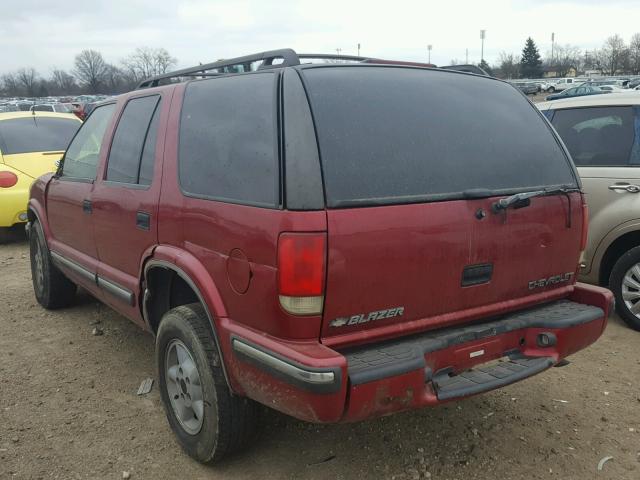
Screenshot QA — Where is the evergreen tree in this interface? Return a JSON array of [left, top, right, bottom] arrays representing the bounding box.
[[520, 37, 542, 78], [479, 59, 493, 76]]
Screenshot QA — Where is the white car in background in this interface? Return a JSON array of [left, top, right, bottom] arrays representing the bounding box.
[[599, 85, 630, 93], [547, 78, 577, 93]]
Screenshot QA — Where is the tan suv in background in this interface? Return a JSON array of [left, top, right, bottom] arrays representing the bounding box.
[[538, 93, 640, 330]]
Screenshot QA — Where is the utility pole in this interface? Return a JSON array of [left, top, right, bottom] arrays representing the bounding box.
[[427, 45, 432, 64], [357, 43, 361, 56], [480, 30, 486, 64]]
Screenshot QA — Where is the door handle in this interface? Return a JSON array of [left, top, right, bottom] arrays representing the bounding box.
[[82, 199, 92, 214], [136, 211, 151, 231], [609, 184, 640, 193]]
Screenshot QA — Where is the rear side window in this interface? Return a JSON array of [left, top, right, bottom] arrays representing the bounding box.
[[107, 95, 161, 185], [302, 67, 576, 207], [62, 104, 115, 179], [551, 106, 639, 166], [0, 117, 80, 155], [179, 73, 278, 207]]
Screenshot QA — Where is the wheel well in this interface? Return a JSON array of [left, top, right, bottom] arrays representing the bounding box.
[[144, 266, 200, 334], [598, 231, 640, 286]]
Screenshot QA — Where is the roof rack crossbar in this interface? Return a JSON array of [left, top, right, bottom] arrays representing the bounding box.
[[136, 48, 301, 89]]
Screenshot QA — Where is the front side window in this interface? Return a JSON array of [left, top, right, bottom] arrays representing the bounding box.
[[552, 106, 638, 166], [178, 73, 278, 207], [106, 95, 160, 185], [62, 104, 115, 179]]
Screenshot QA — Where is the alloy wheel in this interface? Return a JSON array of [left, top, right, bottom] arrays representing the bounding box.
[[165, 339, 205, 435]]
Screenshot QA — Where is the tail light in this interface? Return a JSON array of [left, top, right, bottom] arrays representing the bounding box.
[[580, 202, 589, 252], [0, 171, 18, 188], [278, 233, 326, 315]]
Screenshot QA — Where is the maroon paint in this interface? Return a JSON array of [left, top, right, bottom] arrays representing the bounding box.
[[29, 79, 613, 425]]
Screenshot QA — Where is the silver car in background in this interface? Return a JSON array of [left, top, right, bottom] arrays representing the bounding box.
[[538, 93, 640, 330]]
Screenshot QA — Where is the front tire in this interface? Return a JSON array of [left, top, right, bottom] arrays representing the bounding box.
[[609, 246, 640, 331], [548, 86, 556, 93], [29, 220, 77, 309], [156, 303, 259, 463]]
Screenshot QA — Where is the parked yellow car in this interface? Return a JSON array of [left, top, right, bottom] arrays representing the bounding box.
[[0, 111, 81, 241]]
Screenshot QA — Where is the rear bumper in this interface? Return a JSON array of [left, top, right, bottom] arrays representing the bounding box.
[[220, 283, 613, 423]]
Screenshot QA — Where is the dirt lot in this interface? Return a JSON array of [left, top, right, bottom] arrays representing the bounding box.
[[1, 238, 639, 480]]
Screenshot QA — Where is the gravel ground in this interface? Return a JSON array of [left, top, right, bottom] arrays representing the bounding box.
[[1, 237, 639, 480]]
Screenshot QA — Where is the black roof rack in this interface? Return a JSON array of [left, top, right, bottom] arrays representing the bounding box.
[[136, 48, 441, 89], [136, 48, 301, 89], [440, 64, 489, 76]]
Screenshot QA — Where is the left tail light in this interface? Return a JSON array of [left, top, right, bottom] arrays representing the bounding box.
[[0, 171, 18, 188], [277, 233, 326, 315]]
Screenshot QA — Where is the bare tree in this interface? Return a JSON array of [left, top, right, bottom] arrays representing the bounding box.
[[50, 69, 78, 95], [74, 49, 108, 93], [629, 33, 640, 75], [596, 35, 628, 75], [545, 44, 581, 77], [122, 47, 177, 84], [16, 67, 39, 96], [1, 73, 20, 96], [498, 52, 520, 79]]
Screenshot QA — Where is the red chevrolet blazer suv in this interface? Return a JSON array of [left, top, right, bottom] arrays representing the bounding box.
[[26, 49, 613, 463]]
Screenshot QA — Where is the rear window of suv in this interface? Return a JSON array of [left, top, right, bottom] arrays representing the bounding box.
[[302, 66, 577, 207]]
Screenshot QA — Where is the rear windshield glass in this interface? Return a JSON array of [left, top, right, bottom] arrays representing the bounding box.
[[0, 117, 80, 155], [302, 66, 577, 207]]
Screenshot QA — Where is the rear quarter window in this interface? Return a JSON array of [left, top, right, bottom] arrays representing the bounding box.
[[178, 72, 279, 207], [302, 66, 577, 207]]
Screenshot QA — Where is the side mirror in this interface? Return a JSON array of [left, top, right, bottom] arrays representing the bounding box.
[[53, 157, 64, 178]]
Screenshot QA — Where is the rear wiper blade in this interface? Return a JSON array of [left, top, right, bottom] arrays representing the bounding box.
[[492, 187, 579, 213]]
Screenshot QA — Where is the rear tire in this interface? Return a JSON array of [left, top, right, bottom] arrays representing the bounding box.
[[156, 303, 259, 463], [29, 220, 77, 309], [609, 246, 640, 331], [548, 86, 556, 93]]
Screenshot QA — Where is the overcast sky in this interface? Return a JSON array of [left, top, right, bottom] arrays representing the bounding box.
[[2, 0, 640, 74]]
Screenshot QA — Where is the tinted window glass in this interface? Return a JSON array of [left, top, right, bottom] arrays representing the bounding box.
[[139, 104, 161, 186], [107, 96, 160, 184], [303, 67, 576, 207], [0, 117, 80, 155], [63, 104, 115, 179], [179, 73, 278, 207], [551, 107, 637, 166]]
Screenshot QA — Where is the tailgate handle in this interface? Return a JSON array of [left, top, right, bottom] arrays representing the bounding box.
[[461, 263, 493, 287]]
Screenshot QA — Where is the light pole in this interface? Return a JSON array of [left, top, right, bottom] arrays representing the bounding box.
[[336, 48, 342, 55], [427, 44, 432, 64], [480, 30, 486, 64], [357, 43, 361, 56], [466, 48, 469, 64], [551, 32, 555, 62]]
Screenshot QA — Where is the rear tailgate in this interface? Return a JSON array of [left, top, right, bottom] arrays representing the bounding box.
[[299, 65, 583, 346], [323, 193, 582, 343]]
